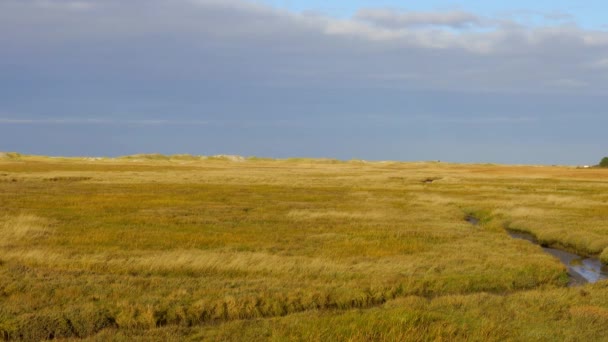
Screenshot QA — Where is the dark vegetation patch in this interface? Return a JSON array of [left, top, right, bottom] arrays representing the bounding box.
[[44, 176, 93, 182], [1, 307, 117, 341], [464, 215, 480, 226]]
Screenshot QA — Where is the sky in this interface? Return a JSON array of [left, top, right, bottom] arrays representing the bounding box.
[[1, 0, 607, 164], [256, 0, 607, 28]]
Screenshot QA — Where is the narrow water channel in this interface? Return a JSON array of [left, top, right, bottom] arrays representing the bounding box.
[[506, 230, 608, 286], [465, 216, 608, 286]]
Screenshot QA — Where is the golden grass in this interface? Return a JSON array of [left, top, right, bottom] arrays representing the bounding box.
[[0, 155, 608, 340], [0, 214, 53, 247]]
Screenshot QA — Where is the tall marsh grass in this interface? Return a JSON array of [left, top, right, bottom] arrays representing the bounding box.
[[0, 214, 52, 247], [0, 156, 607, 340]]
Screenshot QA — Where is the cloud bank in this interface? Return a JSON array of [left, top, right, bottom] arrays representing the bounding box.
[[1, 0, 607, 93], [0, 0, 606, 164], [355, 9, 483, 29]]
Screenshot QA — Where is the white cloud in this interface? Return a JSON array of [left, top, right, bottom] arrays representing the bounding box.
[[355, 9, 483, 29], [546, 79, 588, 88], [0, 0, 607, 93], [21, 0, 96, 11], [589, 58, 608, 69], [432, 116, 539, 124], [0, 118, 209, 125]]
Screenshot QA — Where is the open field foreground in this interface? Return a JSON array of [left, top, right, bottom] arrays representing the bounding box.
[[1, 154, 608, 340]]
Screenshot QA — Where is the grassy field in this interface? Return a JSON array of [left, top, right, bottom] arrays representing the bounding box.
[[1, 153, 608, 340]]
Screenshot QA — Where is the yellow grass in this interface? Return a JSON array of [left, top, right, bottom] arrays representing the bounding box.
[[0, 154, 608, 340], [0, 214, 52, 247]]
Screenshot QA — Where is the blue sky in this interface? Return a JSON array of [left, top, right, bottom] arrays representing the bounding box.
[[257, 0, 607, 28], [0, 0, 607, 165]]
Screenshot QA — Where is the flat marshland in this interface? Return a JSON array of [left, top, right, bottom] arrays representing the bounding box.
[[1, 154, 608, 340]]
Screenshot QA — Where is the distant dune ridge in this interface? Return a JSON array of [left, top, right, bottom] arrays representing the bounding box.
[[0, 152, 21, 159], [0, 152, 247, 162], [5, 152, 606, 168], [0, 152, 350, 164], [118, 154, 245, 162]]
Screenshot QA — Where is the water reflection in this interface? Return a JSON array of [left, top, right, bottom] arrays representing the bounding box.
[[508, 230, 608, 285]]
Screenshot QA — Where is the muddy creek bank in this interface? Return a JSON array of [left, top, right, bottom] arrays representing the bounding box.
[[506, 230, 608, 286], [465, 215, 608, 286]]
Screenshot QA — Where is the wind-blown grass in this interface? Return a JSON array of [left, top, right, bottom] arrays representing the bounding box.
[[0, 155, 607, 340]]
